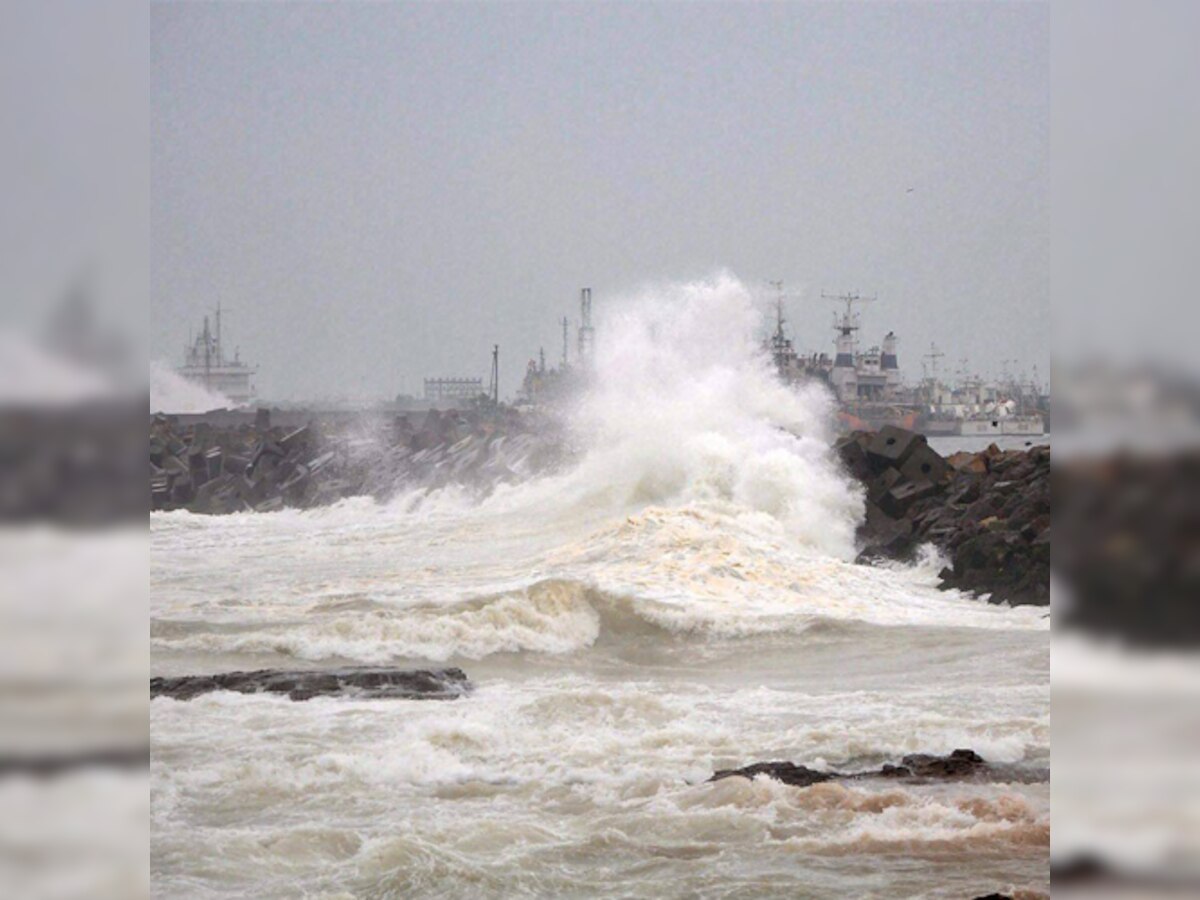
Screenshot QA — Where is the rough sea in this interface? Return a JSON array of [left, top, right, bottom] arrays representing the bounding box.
[[150, 276, 1049, 898]]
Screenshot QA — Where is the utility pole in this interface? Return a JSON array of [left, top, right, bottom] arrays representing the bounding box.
[[561, 316, 569, 368]]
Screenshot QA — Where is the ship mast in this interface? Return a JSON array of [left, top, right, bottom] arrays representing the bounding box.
[[822, 292, 875, 404], [202, 315, 212, 390], [767, 281, 794, 378], [922, 342, 945, 408]]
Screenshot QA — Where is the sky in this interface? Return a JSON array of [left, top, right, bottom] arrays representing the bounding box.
[[151, 1, 1048, 402]]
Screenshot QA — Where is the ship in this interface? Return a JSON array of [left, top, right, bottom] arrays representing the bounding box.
[[767, 290, 920, 431], [919, 369, 1047, 437], [766, 288, 1046, 436], [177, 304, 257, 406]]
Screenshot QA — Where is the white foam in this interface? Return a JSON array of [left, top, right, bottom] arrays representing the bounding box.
[[149, 359, 231, 413]]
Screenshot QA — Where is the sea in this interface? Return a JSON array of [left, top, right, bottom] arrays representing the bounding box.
[[150, 275, 1050, 898]]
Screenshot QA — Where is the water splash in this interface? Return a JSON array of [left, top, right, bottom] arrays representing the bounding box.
[[557, 273, 862, 557], [150, 359, 231, 413]]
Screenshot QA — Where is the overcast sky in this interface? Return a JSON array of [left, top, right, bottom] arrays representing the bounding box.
[[151, 1, 1048, 401]]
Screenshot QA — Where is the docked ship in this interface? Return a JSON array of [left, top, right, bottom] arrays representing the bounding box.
[[768, 291, 920, 431], [767, 289, 1046, 436], [919, 370, 1047, 437], [177, 305, 257, 406]]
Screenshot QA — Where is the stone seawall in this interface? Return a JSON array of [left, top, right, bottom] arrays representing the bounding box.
[[149, 406, 566, 514], [838, 427, 1050, 606]]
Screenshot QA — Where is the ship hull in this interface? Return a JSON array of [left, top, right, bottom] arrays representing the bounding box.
[[837, 406, 920, 432], [957, 415, 1045, 437]]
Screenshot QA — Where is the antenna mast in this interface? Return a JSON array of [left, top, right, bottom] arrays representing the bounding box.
[[202, 315, 212, 390], [822, 291, 876, 333], [489, 344, 500, 405], [922, 342, 945, 406], [577, 288, 594, 364]]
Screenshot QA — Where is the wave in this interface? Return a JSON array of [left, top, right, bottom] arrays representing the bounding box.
[[151, 557, 1046, 666]]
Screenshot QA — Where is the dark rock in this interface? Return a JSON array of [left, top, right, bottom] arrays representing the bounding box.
[[835, 432, 873, 482], [150, 667, 471, 702], [898, 442, 952, 486], [710, 762, 834, 787], [841, 429, 1050, 607], [898, 748, 985, 778], [867, 425, 927, 469], [878, 479, 940, 517], [710, 749, 1032, 788], [947, 476, 982, 506], [856, 511, 914, 562], [151, 407, 568, 515], [867, 467, 903, 502]]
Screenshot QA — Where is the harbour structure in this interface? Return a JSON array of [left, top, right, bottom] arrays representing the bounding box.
[[519, 287, 596, 405], [765, 287, 918, 430], [423, 377, 484, 406], [178, 304, 257, 406], [919, 361, 1047, 436], [765, 285, 1045, 435], [577, 288, 595, 364]]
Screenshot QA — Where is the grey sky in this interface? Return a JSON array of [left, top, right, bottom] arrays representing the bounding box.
[[152, 1, 1048, 401]]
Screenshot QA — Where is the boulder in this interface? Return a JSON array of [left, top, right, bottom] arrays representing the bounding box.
[[867, 425, 927, 469], [842, 428, 1050, 607]]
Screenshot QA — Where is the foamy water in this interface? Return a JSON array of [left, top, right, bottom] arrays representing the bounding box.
[[150, 359, 232, 413], [151, 275, 1049, 897]]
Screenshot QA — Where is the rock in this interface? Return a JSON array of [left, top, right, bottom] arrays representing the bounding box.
[[842, 429, 1050, 607], [150, 667, 471, 701], [867, 467, 903, 502], [898, 442, 952, 486], [896, 748, 985, 778], [856, 507, 915, 561], [867, 425, 927, 469], [710, 762, 833, 787], [835, 432, 873, 482], [947, 450, 986, 473], [878, 479, 939, 517], [710, 749, 1029, 788], [150, 407, 568, 515]]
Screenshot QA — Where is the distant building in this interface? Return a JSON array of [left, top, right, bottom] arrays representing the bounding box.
[[423, 377, 483, 405]]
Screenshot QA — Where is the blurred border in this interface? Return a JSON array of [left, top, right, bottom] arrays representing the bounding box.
[[1052, 0, 1200, 893], [0, 1, 149, 897]]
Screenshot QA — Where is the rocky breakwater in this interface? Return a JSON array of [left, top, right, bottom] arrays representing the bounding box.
[[150, 406, 567, 514], [837, 427, 1050, 606]]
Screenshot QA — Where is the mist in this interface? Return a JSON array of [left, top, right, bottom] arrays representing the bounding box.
[[151, 1, 1048, 402]]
